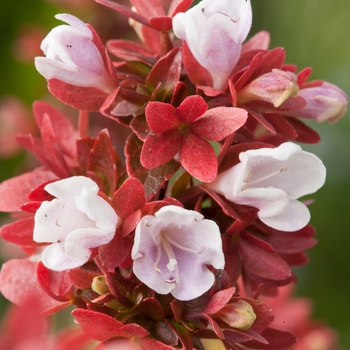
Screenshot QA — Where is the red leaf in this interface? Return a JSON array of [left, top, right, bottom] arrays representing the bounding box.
[[242, 327, 297, 349], [146, 47, 182, 99], [72, 309, 132, 341], [145, 101, 179, 133], [177, 95, 208, 123], [192, 107, 248, 141], [111, 178, 146, 219], [0, 259, 69, 314], [0, 217, 37, 247], [32, 100, 77, 158], [48, 79, 110, 111], [204, 287, 236, 314], [238, 232, 292, 282], [98, 229, 134, 270], [0, 168, 57, 212], [36, 262, 72, 301], [149, 16, 173, 31], [141, 130, 181, 169], [68, 268, 100, 289], [263, 113, 298, 140], [87, 129, 118, 195], [285, 116, 320, 143], [180, 133, 217, 182], [108, 39, 156, 63], [235, 48, 286, 91], [94, 0, 149, 27]]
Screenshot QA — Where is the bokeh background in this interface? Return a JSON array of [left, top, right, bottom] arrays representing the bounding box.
[[1, 0, 349, 348]]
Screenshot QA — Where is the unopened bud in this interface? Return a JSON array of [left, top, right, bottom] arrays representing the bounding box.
[[215, 299, 257, 330], [92, 275, 110, 295], [282, 82, 348, 123], [237, 69, 299, 107]]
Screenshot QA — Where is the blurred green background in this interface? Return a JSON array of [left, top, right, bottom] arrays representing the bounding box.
[[0, 0, 349, 348]]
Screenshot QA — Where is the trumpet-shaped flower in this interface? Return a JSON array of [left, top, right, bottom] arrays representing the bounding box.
[[173, 0, 252, 90], [34, 176, 119, 271], [208, 142, 326, 232], [35, 14, 117, 110], [131, 205, 225, 301]]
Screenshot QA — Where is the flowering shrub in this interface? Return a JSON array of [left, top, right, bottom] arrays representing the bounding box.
[[0, 0, 348, 349]]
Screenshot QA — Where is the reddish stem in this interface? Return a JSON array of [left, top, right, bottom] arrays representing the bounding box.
[[78, 110, 89, 137]]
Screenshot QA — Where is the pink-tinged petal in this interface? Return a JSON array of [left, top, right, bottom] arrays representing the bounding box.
[[145, 102, 179, 133], [34, 176, 118, 271], [191, 106, 248, 141], [35, 14, 117, 108], [132, 205, 224, 300], [42, 241, 89, 271], [259, 199, 310, 232], [282, 82, 348, 123], [176, 95, 208, 123], [208, 142, 326, 231], [238, 142, 326, 199], [179, 133, 217, 182], [173, 0, 252, 90], [141, 130, 181, 169]]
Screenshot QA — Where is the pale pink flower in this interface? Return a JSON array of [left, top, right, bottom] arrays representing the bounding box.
[[173, 0, 252, 90], [208, 142, 326, 232], [34, 176, 118, 271], [282, 82, 348, 123], [35, 14, 115, 93], [131, 205, 225, 301]]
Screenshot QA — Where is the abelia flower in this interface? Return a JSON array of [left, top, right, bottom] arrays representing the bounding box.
[[34, 176, 119, 271], [173, 0, 252, 90], [131, 205, 225, 301], [140, 95, 248, 182], [208, 142, 326, 232], [35, 14, 118, 110], [282, 82, 348, 123], [237, 69, 299, 108]]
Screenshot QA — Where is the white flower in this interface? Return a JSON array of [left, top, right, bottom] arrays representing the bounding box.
[[35, 14, 114, 93], [208, 142, 326, 231], [173, 0, 252, 90], [34, 176, 119, 271], [131, 205, 225, 301]]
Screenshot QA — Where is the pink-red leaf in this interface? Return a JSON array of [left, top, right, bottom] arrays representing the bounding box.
[[0, 217, 37, 247], [238, 233, 292, 282], [177, 95, 208, 123], [145, 102, 179, 134], [0, 168, 57, 212], [180, 133, 217, 182], [192, 107, 248, 141]]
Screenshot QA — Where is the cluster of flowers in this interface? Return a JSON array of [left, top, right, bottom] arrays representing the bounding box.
[[0, 0, 348, 348]]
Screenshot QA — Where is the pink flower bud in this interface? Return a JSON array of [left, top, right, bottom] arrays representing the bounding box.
[[282, 82, 348, 123], [173, 0, 252, 90], [237, 69, 299, 107], [35, 14, 118, 110], [215, 300, 257, 330]]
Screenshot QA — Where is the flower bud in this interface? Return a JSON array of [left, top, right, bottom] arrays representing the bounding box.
[[173, 0, 252, 90], [35, 14, 118, 110], [92, 275, 110, 295], [237, 69, 299, 107], [282, 82, 348, 123], [215, 300, 256, 330]]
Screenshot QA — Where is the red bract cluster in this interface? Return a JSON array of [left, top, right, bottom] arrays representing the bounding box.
[[0, 0, 347, 349]]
